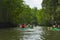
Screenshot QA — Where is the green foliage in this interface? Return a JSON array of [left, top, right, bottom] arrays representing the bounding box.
[[1, 0, 60, 26], [0, 0, 23, 25], [42, 0, 60, 25], [36, 9, 50, 25], [19, 6, 38, 24]]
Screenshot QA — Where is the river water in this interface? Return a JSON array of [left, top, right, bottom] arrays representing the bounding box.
[[0, 26, 60, 40]]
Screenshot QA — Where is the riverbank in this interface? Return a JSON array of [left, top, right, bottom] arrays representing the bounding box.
[[0, 22, 17, 28]]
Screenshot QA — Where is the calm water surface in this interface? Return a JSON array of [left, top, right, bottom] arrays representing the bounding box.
[[0, 26, 60, 40]]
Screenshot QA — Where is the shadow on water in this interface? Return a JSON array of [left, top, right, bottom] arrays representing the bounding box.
[[0, 28, 21, 40], [0, 26, 45, 40], [0, 26, 60, 40], [42, 27, 60, 40]]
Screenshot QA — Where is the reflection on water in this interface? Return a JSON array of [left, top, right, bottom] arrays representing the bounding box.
[[0, 26, 60, 40], [16, 27, 45, 40], [0, 28, 20, 40]]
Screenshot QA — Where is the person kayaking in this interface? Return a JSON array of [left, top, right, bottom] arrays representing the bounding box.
[[21, 24, 26, 28], [27, 24, 33, 28], [27, 24, 30, 28], [30, 24, 33, 28]]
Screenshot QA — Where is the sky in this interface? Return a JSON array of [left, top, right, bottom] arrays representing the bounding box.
[[24, 0, 43, 9]]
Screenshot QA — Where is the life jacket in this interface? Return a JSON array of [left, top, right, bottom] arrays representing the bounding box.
[[21, 24, 25, 28]]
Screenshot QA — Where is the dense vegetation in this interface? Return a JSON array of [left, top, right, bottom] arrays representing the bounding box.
[[0, 0, 24, 27], [42, 0, 60, 26], [0, 0, 38, 27], [0, 0, 60, 27]]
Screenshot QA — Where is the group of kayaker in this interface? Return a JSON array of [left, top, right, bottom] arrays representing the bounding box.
[[19, 24, 33, 28], [53, 24, 60, 28], [48, 23, 60, 30]]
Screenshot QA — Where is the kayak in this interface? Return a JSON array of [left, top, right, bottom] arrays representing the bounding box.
[[19, 28, 35, 32], [52, 27, 60, 31], [48, 27, 60, 31]]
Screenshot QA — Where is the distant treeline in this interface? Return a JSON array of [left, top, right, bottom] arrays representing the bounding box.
[[0, 0, 60, 27]]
